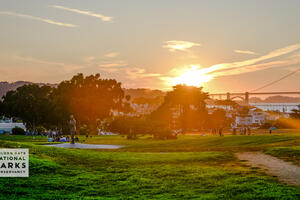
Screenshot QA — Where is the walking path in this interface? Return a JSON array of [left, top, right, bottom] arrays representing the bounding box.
[[236, 152, 300, 186], [45, 143, 124, 149]]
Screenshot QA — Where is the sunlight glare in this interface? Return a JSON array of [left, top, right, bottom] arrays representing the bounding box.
[[169, 65, 214, 87]]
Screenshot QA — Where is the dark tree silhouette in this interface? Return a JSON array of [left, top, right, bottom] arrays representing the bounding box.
[[290, 105, 300, 119], [56, 73, 125, 134], [151, 85, 209, 133], [1, 84, 54, 132]]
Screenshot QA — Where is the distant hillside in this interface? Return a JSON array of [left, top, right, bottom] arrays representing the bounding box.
[[0, 81, 166, 100], [124, 88, 166, 100], [2, 81, 299, 103], [0, 81, 56, 98], [250, 95, 300, 103]]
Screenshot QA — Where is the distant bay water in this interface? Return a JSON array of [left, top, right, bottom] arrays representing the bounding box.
[[250, 103, 300, 113]]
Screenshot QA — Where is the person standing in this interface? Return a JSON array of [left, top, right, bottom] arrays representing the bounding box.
[[69, 115, 77, 144], [232, 128, 236, 135], [247, 127, 251, 135]]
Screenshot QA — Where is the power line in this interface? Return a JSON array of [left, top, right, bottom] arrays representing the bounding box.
[[250, 67, 300, 92]]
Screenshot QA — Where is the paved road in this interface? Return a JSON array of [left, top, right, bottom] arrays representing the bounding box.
[[236, 152, 300, 186]]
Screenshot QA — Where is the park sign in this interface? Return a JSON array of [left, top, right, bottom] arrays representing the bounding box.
[[0, 149, 29, 177]]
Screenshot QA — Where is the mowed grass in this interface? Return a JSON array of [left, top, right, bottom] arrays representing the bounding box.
[[0, 140, 300, 199], [264, 146, 300, 166], [83, 130, 300, 152], [1, 130, 300, 199]]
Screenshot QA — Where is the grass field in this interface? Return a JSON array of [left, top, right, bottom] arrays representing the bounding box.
[[264, 146, 300, 166], [0, 130, 300, 199]]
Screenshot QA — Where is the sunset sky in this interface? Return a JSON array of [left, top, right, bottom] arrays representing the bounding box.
[[0, 0, 300, 93]]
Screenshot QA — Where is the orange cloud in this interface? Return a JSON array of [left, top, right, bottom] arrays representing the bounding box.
[[163, 40, 201, 52]]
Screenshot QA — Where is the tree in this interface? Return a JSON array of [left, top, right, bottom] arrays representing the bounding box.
[[103, 116, 175, 140], [123, 95, 132, 114], [151, 85, 209, 133], [11, 127, 26, 135], [215, 99, 238, 109], [211, 108, 227, 136], [290, 105, 300, 119], [56, 73, 125, 134], [0, 100, 4, 116], [1, 84, 54, 132]]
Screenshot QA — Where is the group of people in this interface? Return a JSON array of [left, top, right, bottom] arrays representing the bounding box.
[[46, 130, 79, 143], [211, 128, 224, 136], [210, 127, 251, 136], [232, 127, 251, 135]]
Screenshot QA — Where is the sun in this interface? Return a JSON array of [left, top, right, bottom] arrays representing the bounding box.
[[169, 65, 213, 87]]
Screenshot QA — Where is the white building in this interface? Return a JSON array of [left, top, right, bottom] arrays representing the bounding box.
[[234, 108, 267, 127], [249, 109, 266, 125], [0, 117, 13, 123], [235, 115, 253, 127], [0, 123, 26, 134]]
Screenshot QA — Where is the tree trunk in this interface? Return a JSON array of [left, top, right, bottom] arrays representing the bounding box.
[[88, 120, 97, 135]]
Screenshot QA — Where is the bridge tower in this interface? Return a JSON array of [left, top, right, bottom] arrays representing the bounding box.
[[226, 92, 230, 100], [245, 92, 249, 104]]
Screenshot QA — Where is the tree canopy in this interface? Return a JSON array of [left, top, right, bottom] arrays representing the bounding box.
[[151, 85, 209, 133], [55, 73, 125, 134], [290, 105, 300, 119], [1, 84, 54, 131], [0, 73, 127, 135]]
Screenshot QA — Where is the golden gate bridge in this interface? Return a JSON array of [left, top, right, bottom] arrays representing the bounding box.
[[210, 67, 300, 105], [209, 92, 300, 104]]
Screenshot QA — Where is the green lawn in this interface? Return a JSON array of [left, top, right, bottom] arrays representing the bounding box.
[[84, 130, 300, 152], [264, 146, 300, 166], [0, 130, 300, 199]]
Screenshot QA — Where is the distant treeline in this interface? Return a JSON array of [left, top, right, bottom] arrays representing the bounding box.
[[0, 81, 166, 101]]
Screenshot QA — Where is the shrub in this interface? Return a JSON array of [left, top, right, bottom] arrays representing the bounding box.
[[104, 117, 176, 140], [36, 126, 46, 135], [275, 117, 300, 129], [260, 121, 274, 129], [79, 125, 90, 135], [11, 127, 26, 135]]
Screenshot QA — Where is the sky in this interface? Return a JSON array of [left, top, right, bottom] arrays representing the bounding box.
[[0, 0, 300, 93]]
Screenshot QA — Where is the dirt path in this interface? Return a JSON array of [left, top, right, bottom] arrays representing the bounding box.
[[236, 152, 300, 186]]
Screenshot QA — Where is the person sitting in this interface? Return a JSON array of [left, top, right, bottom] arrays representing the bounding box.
[[60, 136, 66, 142], [48, 137, 53, 142], [75, 136, 79, 142], [66, 136, 70, 142]]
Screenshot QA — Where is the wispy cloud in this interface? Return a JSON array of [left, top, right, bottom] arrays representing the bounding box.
[[82, 56, 96, 63], [161, 44, 300, 88], [163, 40, 201, 52], [234, 49, 257, 55], [7, 53, 161, 88], [51, 5, 113, 22], [14, 55, 84, 73], [0, 11, 77, 27], [125, 68, 161, 79], [104, 52, 119, 58], [98, 61, 128, 68], [210, 44, 300, 76]]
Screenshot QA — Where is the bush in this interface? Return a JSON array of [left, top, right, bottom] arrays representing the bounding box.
[[36, 126, 46, 135], [79, 125, 90, 135], [11, 127, 26, 135], [275, 117, 300, 129], [260, 121, 274, 129], [104, 117, 176, 140]]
